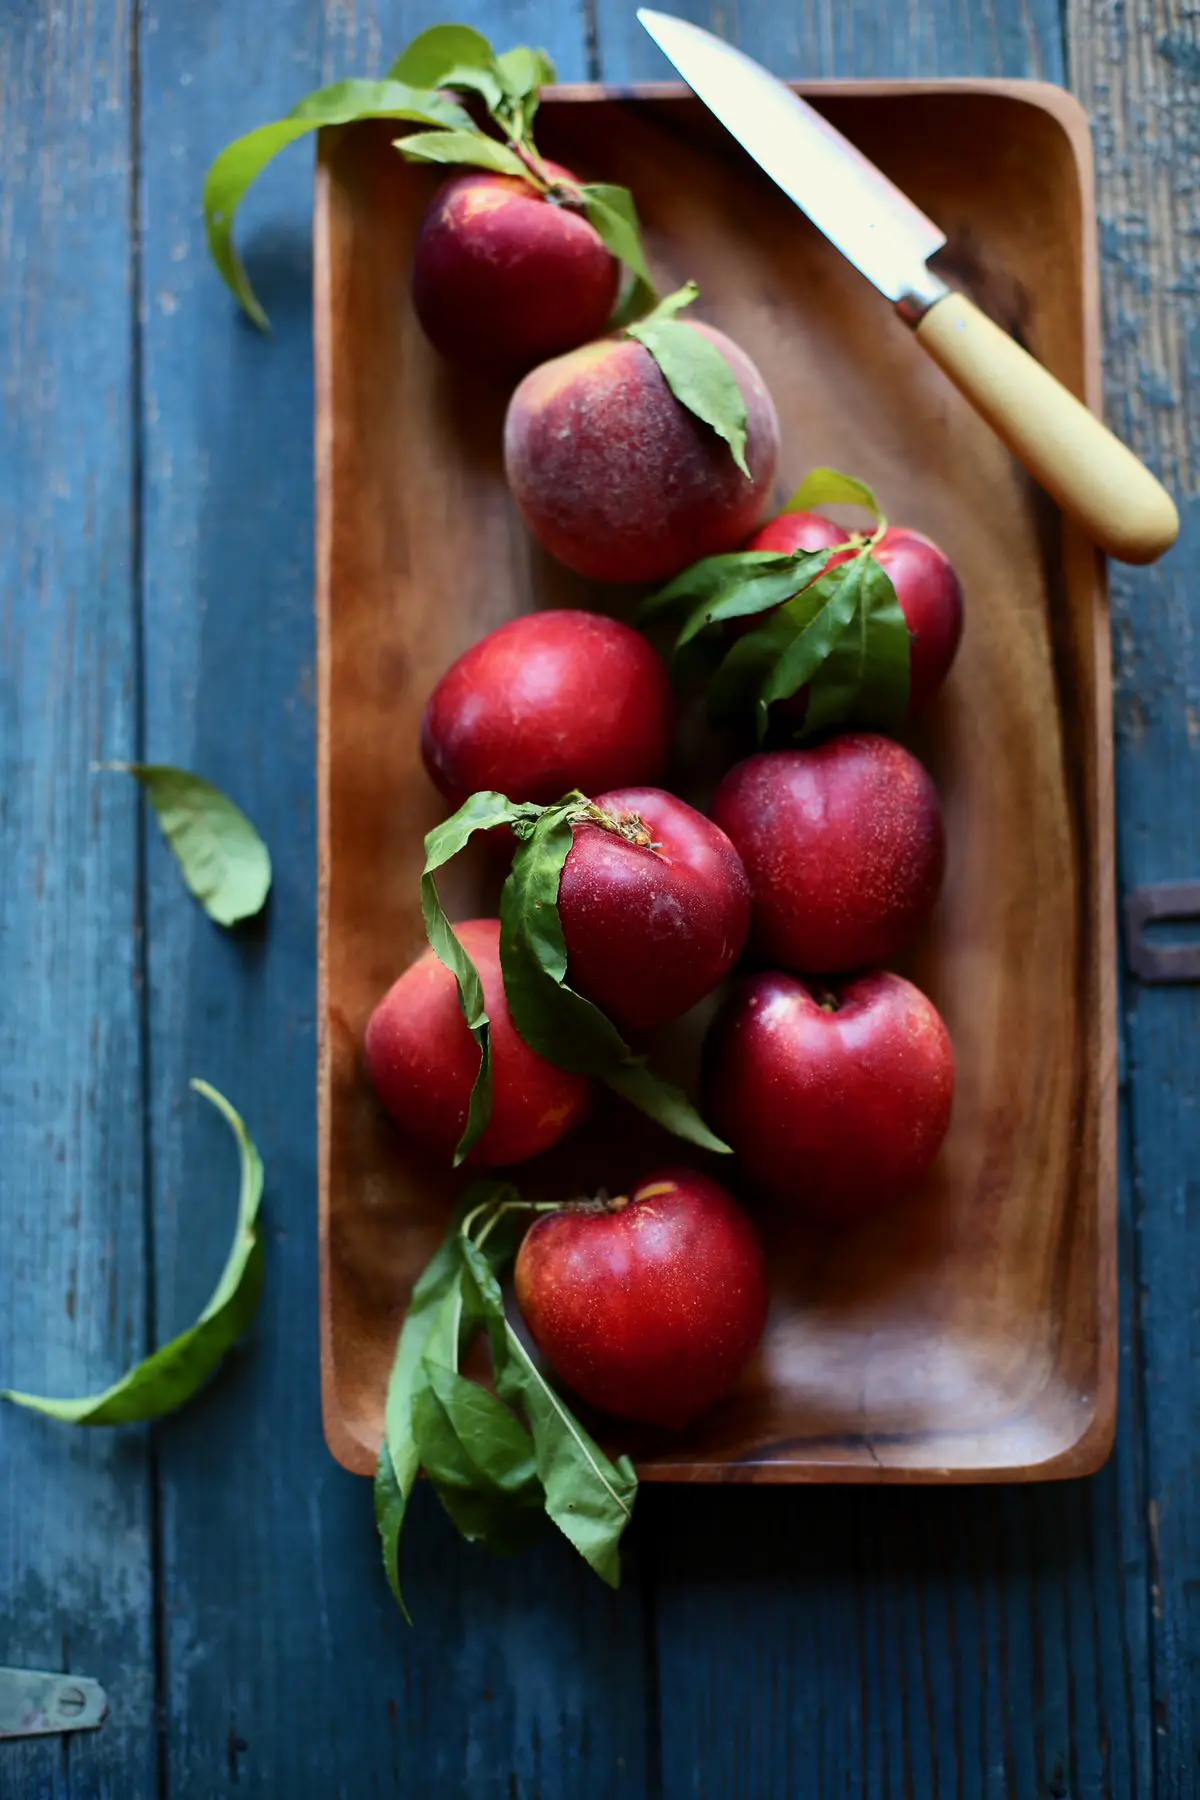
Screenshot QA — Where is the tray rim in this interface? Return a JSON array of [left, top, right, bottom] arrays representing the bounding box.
[[314, 74, 1117, 1484]]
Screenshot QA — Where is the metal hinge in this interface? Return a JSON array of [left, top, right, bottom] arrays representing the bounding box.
[[0, 1668, 108, 1740], [1124, 882, 1200, 984]]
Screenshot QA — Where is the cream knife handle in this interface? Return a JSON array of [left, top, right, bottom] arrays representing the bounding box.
[[914, 291, 1178, 566]]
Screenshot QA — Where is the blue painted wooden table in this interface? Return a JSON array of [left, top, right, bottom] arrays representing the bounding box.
[[1, 0, 1194, 1794]]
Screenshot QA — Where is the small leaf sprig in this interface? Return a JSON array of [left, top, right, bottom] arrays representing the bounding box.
[[377, 1180, 638, 1615], [205, 23, 657, 330], [3, 1082, 264, 1425], [626, 281, 751, 476], [421, 791, 731, 1165], [392, 27, 655, 319], [640, 467, 911, 740]]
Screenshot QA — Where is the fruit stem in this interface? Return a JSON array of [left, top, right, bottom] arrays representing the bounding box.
[[577, 801, 661, 851], [506, 137, 553, 192], [462, 1196, 563, 1252], [815, 988, 841, 1014]]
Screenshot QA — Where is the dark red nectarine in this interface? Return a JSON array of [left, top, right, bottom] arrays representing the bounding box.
[[705, 969, 955, 1221], [514, 1167, 769, 1428], [421, 610, 672, 810], [412, 163, 619, 373], [710, 735, 945, 974], [558, 787, 751, 1034]]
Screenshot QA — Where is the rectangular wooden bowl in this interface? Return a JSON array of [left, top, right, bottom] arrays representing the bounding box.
[[315, 79, 1116, 1483]]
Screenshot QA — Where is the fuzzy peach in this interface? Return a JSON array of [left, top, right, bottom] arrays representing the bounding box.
[[503, 325, 780, 583]]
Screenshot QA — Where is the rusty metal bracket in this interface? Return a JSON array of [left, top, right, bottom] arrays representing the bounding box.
[[1123, 882, 1200, 983]]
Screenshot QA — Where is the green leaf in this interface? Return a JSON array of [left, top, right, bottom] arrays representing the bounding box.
[[631, 278, 698, 327], [3, 1081, 264, 1426], [674, 550, 836, 653], [396, 130, 530, 179], [374, 1180, 512, 1616], [496, 45, 556, 99], [628, 292, 750, 477], [783, 466, 882, 523], [460, 1239, 638, 1588], [499, 810, 731, 1151], [802, 551, 910, 737], [413, 1359, 543, 1550], [421, 792, 546, 1164], [100, 762, 270, 928], [387, 24, 497, 86], [577, 183, 658, 321], [203, 80, 472, 329], [755, 557, 865, 726], [638, 549, 795, 624], [704, 612, 800, 729], [430, 64, 507, 111], [603, 1061, 733, 1153]]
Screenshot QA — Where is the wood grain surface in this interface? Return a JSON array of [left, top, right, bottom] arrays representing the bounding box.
[[316, 87, 1116, 1486], [0, 0, 1191, 1793], [0, 8, 156, 1799]]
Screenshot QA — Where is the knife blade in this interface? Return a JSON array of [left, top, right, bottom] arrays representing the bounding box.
[[637, 9, 1179, 566]]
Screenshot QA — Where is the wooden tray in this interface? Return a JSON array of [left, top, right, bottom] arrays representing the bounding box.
[[315, 79, 1116, 1483]]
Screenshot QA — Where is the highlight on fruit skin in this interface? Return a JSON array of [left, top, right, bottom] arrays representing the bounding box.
[[363, 918, 591, 1169], [704, 967, 955, 1222], [420, 610, 673, 811], [514, 1166, 769, 1428], [503, 324, 780, 584]]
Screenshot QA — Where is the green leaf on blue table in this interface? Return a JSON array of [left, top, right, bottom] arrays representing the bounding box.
[[460, 1238, 638, 1587], [203, 79, 472, 329], [412, 1357, 543, 1551], [99, 762, 271, 928], [499, 806, 730, 1152], [496, 45, 556, 100], [374, 1181, 515, 1614], [395, 129, 529, 179], [628, 283, 749, 476], [388, 24, 498, 86], [420, 792, 546, 1164], [2, 1081, 264, 1426], [782, 466, 882, 523]]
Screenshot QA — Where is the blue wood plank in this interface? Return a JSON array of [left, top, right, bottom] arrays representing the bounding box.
[[595, 0, 1066, 82], [0, 5, 156, 1799], [136, 3, 649, 1794], [1066, 0, 1200, 1791], [593, 4, 1157, 1796]]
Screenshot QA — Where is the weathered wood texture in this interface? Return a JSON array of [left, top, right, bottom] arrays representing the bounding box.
[[137, 4, 648, 1797], [1066, 0, 1200, 1792], [0, 7, 156, 1800]]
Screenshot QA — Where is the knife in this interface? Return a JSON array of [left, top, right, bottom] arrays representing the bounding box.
[[637, 9, 1178, 566]]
